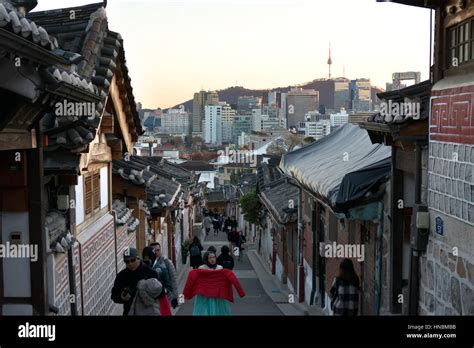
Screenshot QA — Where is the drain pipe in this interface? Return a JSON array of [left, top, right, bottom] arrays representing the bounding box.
[[375, 201, 384, 316], [309, 202, 318, 305]]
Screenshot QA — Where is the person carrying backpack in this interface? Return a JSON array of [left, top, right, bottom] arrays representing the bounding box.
[[236, 231, 246, 261], [229, 227, 239, 255], [189, 236, 203, 269], [217, 245, 234, 270], [150, 243, 179, 309]]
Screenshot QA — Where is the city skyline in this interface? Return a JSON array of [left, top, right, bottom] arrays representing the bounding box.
[[33, 0, 432, 109]]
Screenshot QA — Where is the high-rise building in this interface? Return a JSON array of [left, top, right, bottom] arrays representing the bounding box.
[[306, 79, 335, 110], [204, 105, 222, 145], [160, 109, 191, 135], [350, 79, 371, 111], [280, 92, 287, 128], [268, 91, 281, 108], [193, 90, 219, 134], [233, 114, 252, 143], [330, 107, 349, 128], [334, 77, 351, 111], [286, 87, 319, 128], [305, 119, 331, 140], [237, 96, 262, 113]]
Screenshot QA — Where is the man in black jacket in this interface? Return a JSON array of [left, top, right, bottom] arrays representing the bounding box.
[[111, 247, 161, 316]]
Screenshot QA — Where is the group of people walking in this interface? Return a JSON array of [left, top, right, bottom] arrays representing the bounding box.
[[111, 213, 360, 316], [111, 215, 247, 316]]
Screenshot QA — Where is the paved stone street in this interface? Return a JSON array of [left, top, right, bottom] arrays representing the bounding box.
[[176, 230, 284, 315]]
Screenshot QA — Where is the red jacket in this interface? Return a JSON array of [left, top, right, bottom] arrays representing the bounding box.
[[183, 269, 245, 303]]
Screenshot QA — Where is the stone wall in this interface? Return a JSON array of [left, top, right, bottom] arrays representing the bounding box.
[[428, 141, 474, 224], [419, 236, 474, 315]]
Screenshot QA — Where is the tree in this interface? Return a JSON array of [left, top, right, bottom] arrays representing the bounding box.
[[170, 136, 183, 147], [304, 137, 316, 144], [239, 188, 262, 225], [266, 133, 304, 155]]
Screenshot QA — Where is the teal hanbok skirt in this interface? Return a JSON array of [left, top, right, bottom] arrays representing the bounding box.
[[192, 295, 232, 316]]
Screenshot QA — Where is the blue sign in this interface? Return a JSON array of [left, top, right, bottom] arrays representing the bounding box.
[[435, 217, 444, 236]]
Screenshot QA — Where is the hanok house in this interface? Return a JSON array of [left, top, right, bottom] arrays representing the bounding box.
[[359, 80, 431, 315], [256, 157, 298, 287], [280, 123, 392, 314], [3, 0, 142, 316], [0, 0, 100, 315], [379, 0, 474, 315], [205, 189, 229, 216], [112, 156, 195, 270]]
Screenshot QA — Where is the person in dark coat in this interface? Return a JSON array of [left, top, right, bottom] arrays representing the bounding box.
[[217, 245, 235, 270], [111, 247, 163, 316], [189, 236, 203, 269]]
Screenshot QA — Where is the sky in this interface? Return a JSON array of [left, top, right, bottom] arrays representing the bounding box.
[[32, 0, 433, 109]]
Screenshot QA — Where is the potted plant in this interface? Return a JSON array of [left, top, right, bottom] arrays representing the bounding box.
[[181, 239, 192, 264]]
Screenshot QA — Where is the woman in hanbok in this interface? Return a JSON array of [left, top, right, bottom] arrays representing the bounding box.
[[183, 251, 245, 315]]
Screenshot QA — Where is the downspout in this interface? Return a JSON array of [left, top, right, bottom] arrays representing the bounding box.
[[310, 201, 318, 305], [297, 187, 305, 303], [375, 201, 384, 316]]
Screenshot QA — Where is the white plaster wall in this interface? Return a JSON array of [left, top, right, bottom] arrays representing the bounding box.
[[75, 177, 84, 225], [100, 166, 108, 209], [2, 212, 31, 297]]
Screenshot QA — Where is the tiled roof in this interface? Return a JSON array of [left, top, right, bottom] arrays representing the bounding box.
[[206, 190, 227, 203], [257, 161, 297, 224], [369, 80, 432, 125], [136, 156, 194, 184], [0, 1, 56, 50], [45, 210, 75, 253], [29, 1, 142, 149], [113, 157, 181, 209], [179, 160, 215, 172], [112, 199, 139, 232]]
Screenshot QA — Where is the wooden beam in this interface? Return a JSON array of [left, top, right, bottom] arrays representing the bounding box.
[[0, 132, 32, 150], [110, 75, 133, 153]]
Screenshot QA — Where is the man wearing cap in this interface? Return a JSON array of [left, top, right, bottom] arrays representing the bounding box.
[[111, 247, 162, 316]]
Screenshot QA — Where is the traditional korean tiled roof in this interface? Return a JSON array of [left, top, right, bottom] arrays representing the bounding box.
[[28, 1, 142, 150], [0, 0, 100, 106], [45, 210, 75, 253], [0, 1, 57, 50], [368, 80, 431, 125], [179, 160, 215, 172], [206, 190, 227, 203], [257, 162, 298, 225], [113, 157, 182, 209], [112, 199, 139, 232], [136, 156, 194, 184]]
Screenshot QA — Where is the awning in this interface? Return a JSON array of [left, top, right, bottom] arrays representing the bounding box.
[[280, 123, 391, 209]]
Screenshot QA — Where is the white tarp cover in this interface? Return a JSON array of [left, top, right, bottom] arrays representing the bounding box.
[[279, 123, 391, 206]]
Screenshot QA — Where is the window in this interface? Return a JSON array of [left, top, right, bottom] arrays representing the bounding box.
[[448, 19, 472, 68], [84, 170, 101, 217]]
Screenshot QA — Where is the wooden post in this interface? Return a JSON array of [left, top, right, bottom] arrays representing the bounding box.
[[28, 147, 47, 315]]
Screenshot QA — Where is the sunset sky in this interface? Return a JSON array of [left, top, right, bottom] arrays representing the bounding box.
[[33, 0, 433, 109]]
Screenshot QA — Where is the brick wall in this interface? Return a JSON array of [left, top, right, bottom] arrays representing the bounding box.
[[53, 244, 82, 315], [115, 224, 136, 273], [79, 214, 116, 315]]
